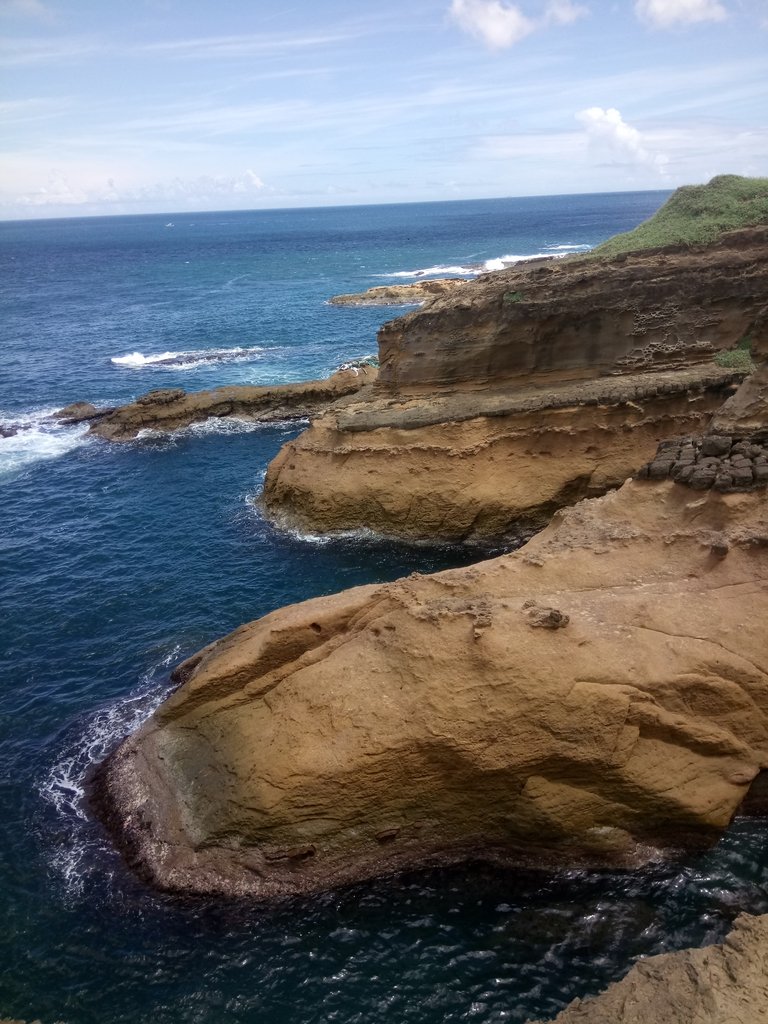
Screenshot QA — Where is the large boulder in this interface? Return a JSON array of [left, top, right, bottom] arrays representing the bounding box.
[[93, 479, 768, 899]]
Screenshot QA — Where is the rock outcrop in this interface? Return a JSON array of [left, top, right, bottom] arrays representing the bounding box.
[[329, 279, 468, 306], [262, 227, 768, 543], [528, 912, 768, 1024], [93, 474, 768, 899], [84, 366, 377, 442]]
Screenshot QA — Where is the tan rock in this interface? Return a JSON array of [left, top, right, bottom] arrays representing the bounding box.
[[263, 229, 767, 542], [93, 479, 768, 899], [527, 912, 768, 1024], [262, 364, 743, 543], [87, 366, 377, 442], [329, 278, 468, 306]]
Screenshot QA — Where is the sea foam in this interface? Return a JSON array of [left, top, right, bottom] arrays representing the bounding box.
[[39, 651, 178, 897], [0, 409, 90, 480], [376, 243, 592, 279], [111, 345, 265, 370]]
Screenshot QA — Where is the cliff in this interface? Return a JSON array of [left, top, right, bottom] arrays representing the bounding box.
[[262, 226, 767, 543]]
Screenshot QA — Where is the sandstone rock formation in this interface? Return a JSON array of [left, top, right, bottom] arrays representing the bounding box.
[[528, 912, 768, 1024], [329, 278, 468, 306], [84, 366, 377, 442], [262, 228, 767, 543], [93, 475, 768, 899]]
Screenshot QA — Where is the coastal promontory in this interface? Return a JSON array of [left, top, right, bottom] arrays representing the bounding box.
[[263, 219, 767, 543]]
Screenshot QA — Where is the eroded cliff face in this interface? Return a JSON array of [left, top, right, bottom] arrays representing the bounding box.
[[93, 478, 768, 899], [376, 228, 768, 392], [262, 229, 768, 542]]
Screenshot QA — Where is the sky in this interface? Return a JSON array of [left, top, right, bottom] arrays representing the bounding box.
[[1, 0, 766, 219]]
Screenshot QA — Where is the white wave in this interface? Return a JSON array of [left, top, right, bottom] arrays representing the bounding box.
[[374, 263, 477, 279], [376, 244, 594, 281], [134, 415, 309, 443], [0, 408, 90, 479], [39, 650, 179, 897], [110, 345, 265, 370]]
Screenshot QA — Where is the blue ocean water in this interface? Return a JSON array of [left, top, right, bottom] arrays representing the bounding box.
[[2, 192, 767, 1024]]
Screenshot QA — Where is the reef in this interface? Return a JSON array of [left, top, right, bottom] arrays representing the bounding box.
[[70, 366, 376, 442], [329, 278, 468, 306]]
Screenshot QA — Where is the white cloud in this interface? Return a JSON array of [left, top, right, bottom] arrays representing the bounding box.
[[449, 0, 536, 48], [448, 0, 587, 49], [635, 0, 728, 28], [576, 105, 667, 171]]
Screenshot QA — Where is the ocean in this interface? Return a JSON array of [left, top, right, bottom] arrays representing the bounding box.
[[2, 192, 767, 1024]]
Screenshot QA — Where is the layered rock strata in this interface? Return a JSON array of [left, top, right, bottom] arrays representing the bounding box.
[[93, 476, 768, 899], [329, 279, 468, 306], [529, 912, 768, 1024], [82, 366, 376, 442], [263, 366, 743, 544], [263, 228, 768, 542]]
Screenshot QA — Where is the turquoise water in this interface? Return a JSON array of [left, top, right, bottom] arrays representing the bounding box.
[[3, 192, 766, 1024]]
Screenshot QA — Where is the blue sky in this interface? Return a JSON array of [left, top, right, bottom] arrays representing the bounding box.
[[1, 0, 766, 218]]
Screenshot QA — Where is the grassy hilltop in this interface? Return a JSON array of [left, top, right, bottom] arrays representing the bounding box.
[[592, 174, 768, 258]]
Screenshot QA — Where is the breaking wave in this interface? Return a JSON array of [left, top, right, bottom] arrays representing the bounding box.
[[111, 345, 265, 370], [376, 243, 593, 279], [0, 408, 90, 480], [38, 651, 179, 897]]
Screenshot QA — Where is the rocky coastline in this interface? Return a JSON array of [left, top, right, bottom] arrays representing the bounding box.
[[91, 182, 768, 1023], [57, 365, 376, 442]]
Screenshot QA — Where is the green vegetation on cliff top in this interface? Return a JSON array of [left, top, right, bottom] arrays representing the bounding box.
[[591, 174, 768, 258]]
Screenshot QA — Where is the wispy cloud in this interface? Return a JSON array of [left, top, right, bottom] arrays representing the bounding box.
[[448, 0, 587, 49], [0, 0, 56, 23], [576, 106, 667, 171], [635, 0, 728, 28], [139, 29, 368, 60], [0, 34, 103, 66]]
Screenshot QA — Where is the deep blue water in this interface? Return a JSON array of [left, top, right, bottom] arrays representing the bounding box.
[[3, 192, 767, 1024]]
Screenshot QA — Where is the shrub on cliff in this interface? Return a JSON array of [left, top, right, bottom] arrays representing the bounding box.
[[592, 174, 768, 258]]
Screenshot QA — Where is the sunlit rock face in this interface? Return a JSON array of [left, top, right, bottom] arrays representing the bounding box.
[[262, 228, 767, 543], [93, 479, 768, 899]]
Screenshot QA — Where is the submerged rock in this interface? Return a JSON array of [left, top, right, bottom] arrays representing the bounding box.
[[93, 479, 768, 899], [528, 913, 768, 1024], [87, 366, 377, 442]]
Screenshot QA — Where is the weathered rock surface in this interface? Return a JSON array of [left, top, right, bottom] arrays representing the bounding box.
[[528, 912, 768, 1024], [53, 400, 106, 424], [329, 278, 468, 306], [93, 479, 768, 899], [637, 431, 768, 491], [376, 227, 768, 392], [262, 365, 743, 543], [86, 366, 377, 442], [263, 228, 767, 542]]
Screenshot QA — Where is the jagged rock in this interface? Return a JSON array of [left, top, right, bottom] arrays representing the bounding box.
[[53, 401, 103, 423], [92, 480, 768, 900], [87, 366, 377, 442], [527, 913, 768, 1024], [0, 425, 19, 438]]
